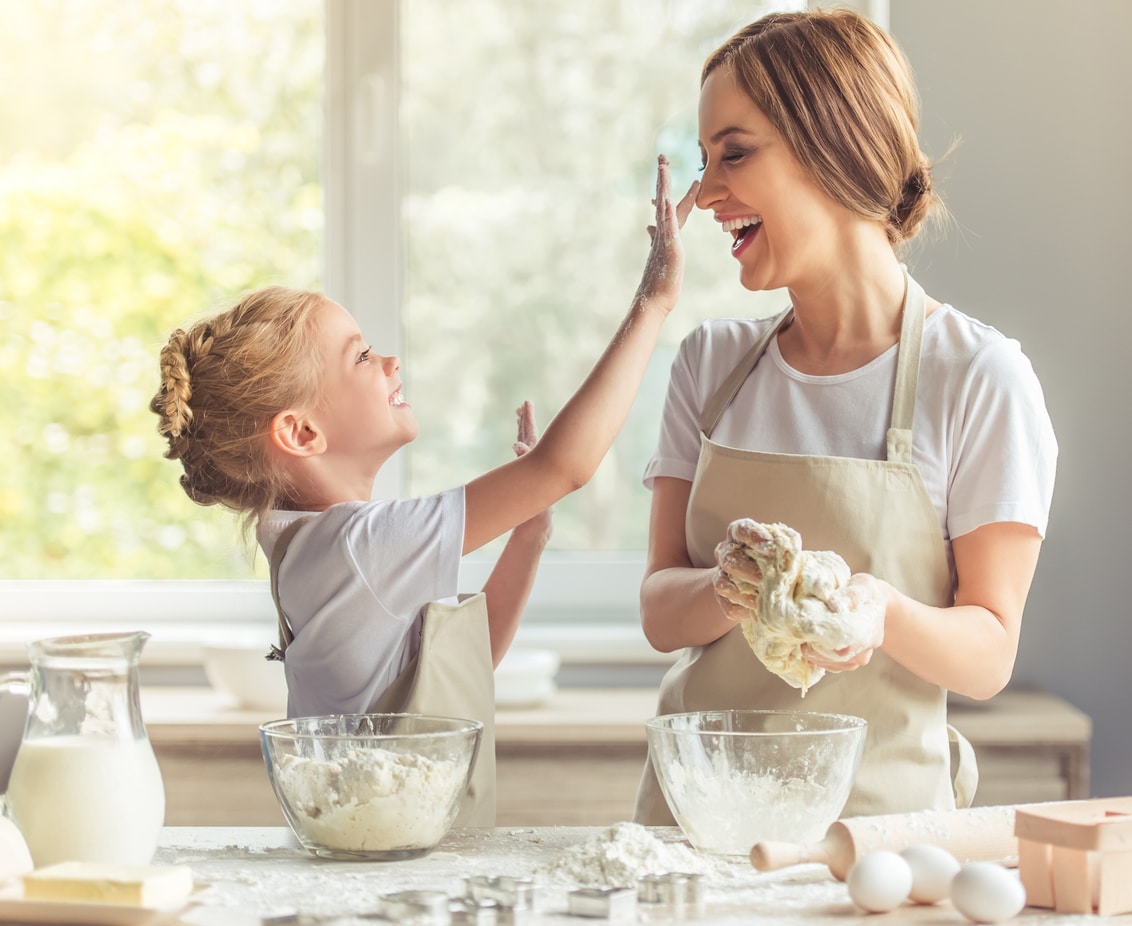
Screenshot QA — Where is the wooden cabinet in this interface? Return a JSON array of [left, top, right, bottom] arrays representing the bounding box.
[[142, 687, 1091, 827]]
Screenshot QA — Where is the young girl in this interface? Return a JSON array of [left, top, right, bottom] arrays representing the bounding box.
[[151, 157, 696, 825]]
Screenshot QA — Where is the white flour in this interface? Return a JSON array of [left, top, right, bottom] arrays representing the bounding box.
[[276, 747, 465, 852], [660, 760, 840, 855], [538, 822, 716, 888]]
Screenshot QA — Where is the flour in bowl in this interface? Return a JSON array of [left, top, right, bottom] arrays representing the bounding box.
[[276, 747, 465, 852]]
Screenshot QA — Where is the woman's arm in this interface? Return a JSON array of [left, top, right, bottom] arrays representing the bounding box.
[[803, 521, 1043, 699], [876, 521, 1042, 700], [639, 476, 735, 652], [462, 159, 698, 554]]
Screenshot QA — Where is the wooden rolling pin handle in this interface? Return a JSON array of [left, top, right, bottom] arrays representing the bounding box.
[[750, 834, 842, 873]]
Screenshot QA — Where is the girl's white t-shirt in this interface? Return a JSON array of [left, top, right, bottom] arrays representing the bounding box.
[[646, 304, 1057, 547], [256, 487, 465, 718]]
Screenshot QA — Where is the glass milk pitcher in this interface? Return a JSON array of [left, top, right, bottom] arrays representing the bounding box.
[[0, 632, 166, 867]]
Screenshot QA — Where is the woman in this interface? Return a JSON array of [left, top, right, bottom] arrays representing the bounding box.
[[634, 10, 1056, 823]]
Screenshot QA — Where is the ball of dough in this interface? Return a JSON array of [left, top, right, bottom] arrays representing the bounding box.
[[847, 850, 913, 913], [900, 844, 961, 904]]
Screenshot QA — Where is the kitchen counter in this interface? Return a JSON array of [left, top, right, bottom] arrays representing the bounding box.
[[141, 687, 1092, 826], [152, 825, 1100, 924]]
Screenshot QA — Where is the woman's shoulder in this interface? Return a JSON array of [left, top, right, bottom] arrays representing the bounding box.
[[678, 314, 784, 361]]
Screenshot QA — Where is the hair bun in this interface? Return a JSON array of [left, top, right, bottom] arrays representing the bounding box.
[[892, 162, 934, 241]]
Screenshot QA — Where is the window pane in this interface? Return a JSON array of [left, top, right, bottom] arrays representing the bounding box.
[[401, 1, 790, 551], [0, 0, 323, 579]]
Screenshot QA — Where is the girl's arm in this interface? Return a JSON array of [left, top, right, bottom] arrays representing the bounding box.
[[639, 476, 735, 652], [479, 402, 553, 665], [462, 157, 698, 555]]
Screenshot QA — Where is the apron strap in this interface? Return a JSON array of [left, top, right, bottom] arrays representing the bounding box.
[[266, 516, 314, 662], [948, 722, 979, 808], [700, 308, 793, 438], [885, 271, 926, 464]]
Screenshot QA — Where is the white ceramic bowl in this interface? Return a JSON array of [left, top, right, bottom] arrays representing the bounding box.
[[647, 709, 867, 856], [494, 648, 561, 708], [260, 713, 482, 860], [203, 644, 289, 712]]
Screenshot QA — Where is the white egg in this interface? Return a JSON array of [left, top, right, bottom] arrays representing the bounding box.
[[950, 862, 1027, 923], [900, 843, 961, 904], [847, 850, 914, 913]]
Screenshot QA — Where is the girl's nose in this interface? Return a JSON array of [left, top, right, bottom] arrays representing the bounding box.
[[382, 354, 400, 375]]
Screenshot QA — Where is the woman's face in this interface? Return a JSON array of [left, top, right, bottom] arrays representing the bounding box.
[[696, 66, 853, 293]]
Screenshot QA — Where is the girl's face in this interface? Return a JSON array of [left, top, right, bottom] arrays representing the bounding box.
[[696, 66, 855, 293], [312, 298, 418, 465]]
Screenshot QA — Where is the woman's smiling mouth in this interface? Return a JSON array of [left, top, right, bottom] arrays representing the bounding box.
[[722, 215, 763, 256]]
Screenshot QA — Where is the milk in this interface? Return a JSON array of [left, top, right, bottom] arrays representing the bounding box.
[[6, 735, 166, 867]]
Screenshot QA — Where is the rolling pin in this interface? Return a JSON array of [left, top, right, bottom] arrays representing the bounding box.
[[751, 802, 1065, 881]]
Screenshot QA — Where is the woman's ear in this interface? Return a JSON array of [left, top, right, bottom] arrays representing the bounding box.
[[269, 410, 327, 458]]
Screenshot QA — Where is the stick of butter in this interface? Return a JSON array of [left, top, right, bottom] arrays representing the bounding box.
[[21, 862, 194, 907]]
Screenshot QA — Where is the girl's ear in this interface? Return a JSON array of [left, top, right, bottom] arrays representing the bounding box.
[[269, 410, 327, 458]]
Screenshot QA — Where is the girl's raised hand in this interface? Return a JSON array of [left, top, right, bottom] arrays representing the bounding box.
[[634, 155, 699, 314]]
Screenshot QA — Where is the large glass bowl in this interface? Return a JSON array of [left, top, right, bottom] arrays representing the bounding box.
[[647, 709, 866, 856], [260, 713, 482, 861]]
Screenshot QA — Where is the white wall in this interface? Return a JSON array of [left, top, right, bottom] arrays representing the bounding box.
[[889, 0, 1132, 796]]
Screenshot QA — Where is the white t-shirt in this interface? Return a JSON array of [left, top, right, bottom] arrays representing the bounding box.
[[646, 304, 1057, 549], [256, 487, 465, 718]]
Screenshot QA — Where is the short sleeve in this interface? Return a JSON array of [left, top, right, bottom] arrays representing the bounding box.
[[946, 339, 1058, 539], [644, 326, 709, 488]]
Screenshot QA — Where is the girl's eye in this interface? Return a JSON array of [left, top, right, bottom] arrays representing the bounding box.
[[357, 347, 372, 364]]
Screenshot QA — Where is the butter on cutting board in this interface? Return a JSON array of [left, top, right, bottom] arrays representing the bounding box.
[[21, 861, 194, 907]]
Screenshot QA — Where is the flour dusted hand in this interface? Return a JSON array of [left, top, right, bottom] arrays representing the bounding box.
[[713, 519, 884, 694]]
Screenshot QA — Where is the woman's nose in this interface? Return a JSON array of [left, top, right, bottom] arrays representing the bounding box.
[[695, 159, 724, 211], [381, 354, 400, 375]]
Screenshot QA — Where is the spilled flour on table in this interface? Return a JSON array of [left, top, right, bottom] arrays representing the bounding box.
[[537, 822, 731, 888]]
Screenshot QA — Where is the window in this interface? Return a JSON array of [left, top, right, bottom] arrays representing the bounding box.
[[1, 0, 883, 658]]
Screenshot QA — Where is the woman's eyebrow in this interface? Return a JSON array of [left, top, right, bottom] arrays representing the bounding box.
[[708, 125, 755, 144]]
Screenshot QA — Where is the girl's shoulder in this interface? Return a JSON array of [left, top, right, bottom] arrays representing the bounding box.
[[678, 314, 785, 364], [924, 304, 1036, 379]]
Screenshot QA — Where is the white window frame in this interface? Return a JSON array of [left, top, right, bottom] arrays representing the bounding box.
[[0, 0, 885, 667]]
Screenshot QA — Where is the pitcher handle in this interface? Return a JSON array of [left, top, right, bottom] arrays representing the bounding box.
[[0, 673, 30, 700]]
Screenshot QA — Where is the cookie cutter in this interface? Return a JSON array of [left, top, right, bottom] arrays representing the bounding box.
[[637, 872, 704, 913], [463, 875, 537, 912], [448, 896, 500, 925], [377, 889, 452, 924], [566, 887, 637, 920]]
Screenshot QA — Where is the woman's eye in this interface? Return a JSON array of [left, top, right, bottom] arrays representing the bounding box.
[[357, 348, 372, 364]]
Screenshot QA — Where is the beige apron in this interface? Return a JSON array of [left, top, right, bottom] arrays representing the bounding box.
[[269, 518, 497, 826], [634, 272, 977, 825]]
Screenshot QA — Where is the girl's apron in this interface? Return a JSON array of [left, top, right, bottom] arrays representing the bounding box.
[[269, 519, 497, 826], [634, 272, 977, 825]]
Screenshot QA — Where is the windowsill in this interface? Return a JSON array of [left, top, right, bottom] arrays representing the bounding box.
[[0, 559, 666, 667]]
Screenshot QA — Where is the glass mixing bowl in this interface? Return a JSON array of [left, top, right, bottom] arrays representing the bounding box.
[[260, 713, 482, 861], [647, 709, 867, 856]]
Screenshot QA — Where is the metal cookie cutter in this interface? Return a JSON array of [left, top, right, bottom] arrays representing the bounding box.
[[463, 876, 536, 923], [566, 887, 637, 920], [378, 889, 452, 924], [448, 895, 500, 925], [464, 875, 537, 910], [637, 872, 704, 915]]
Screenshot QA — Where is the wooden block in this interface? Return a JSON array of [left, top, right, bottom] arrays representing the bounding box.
[[1098, 850, 1132, 917], [1017, 839, 1053, 908]]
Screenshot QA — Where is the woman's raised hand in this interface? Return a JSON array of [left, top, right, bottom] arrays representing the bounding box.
[[634, 155, 699, 313]]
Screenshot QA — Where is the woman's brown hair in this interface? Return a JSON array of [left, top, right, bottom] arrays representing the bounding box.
[[703, 8, 941, 245]]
